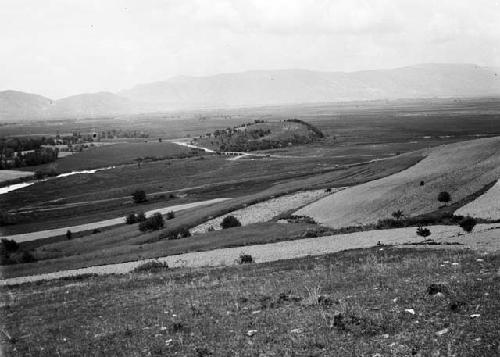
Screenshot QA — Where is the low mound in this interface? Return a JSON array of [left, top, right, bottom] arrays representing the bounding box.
[[296, 137, 500, 228], [455, 179, 500, 220], [192, 119, 324, 152]]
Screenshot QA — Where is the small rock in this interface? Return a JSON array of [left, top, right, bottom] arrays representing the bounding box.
[[452, 262, 459, 266], [470, 314, 480, 318], [165, 339, 173, 346], [392, 297, 399, 303], [290, 328, 303, 334], [435, 328, 449, 336], [247, 330, 258, 337], [404, 308, 415, 315], [251, 310, 261, 315], [382, 334, 389, 339], [476, 259, 484, 262]]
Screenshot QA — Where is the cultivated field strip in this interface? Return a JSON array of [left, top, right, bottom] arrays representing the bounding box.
[[190, 189, 337, 234], [296, 137, 500, 228], [2, 223, 499, 286], [455, 179, 500, 219], [2, 198, 229, 243]]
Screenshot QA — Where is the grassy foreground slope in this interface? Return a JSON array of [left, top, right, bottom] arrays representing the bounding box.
[[297, 136, 500, 228], [1, 247, 498, 356]]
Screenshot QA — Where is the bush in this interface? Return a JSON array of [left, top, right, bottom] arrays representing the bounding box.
[[132, 190, 147, 204], [459, 215, 477, 233], [161, 227, 191, 240], [238, 253, 253, 264], [132, 260, 169, 273], [66, 230, 72, 240], [416, 226, 431, 237], [136, 212, 146, 222], [139, 213, 164, 232], [126, 213, 137, 224], [438, 191, 451, 203], [221, 215, 241, 229], [166, 211, 175, 220]]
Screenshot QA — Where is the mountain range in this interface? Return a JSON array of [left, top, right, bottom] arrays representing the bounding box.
[[1, 63, 499, 121]]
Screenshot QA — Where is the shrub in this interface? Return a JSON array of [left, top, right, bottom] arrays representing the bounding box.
[[438, 191, 451, 203], [420, 180, 425, 186], [416, 226, 431, 237], [220, 215, 241, 229], [161, 227, 191, 240], [126, 213, 137, 224], [459, 215, 477, 233], [132, 260, 169, 273], [136, 212, 146, 222], [66, 230, 72, 240], [166, 211, 175, 220], [139, 213, 164, 232], [132, 190, 147, 204], [238, 253, 253, 264], [0, 212, 17, 226], [17, 251, 37, 264]]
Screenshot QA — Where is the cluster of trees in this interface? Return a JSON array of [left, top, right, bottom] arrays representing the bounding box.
[[0, 239, 36, 265], [194, 119, 324, 153], [0, 137, 59, 169]]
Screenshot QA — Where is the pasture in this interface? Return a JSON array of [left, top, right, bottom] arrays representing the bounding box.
[[1, 247, 498, 356]]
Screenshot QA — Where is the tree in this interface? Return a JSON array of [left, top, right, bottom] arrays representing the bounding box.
[[126, 213, 137, 224], [438, 191, 451, 203], [66, 230, 72, 240], [221, 215, 241, 229], [391, 210, 404, 220], [139, 213, 164, 232], [459, 216, 477, 233], [166, 211, 175, 220], [132, 190, 147, 204]]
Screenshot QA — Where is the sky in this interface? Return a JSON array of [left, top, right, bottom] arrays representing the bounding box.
[[1, 0, 499, 99]]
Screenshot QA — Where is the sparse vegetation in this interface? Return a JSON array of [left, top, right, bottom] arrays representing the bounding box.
[[391, 209, 404, 220], [220, 215, 241, 229]]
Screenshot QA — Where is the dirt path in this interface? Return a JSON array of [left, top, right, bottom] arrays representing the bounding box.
[[2, 223, 499, 286], [1, 198, 229, 243]]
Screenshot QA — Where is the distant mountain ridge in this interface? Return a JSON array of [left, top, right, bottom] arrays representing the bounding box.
[[2, 63, 500, 120]]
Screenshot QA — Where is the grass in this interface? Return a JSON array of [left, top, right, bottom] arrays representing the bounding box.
[[1, 247, 498, 355]]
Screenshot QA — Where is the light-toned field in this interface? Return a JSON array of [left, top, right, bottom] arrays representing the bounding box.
[[190, 189, 335, 234], [0, 169, 33, 183], [455, 179, 500, 220], [296, 137, 500, 228], [2, 223, 499, 286]]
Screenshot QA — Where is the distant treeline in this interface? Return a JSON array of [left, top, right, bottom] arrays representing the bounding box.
[[0, 136, 59, 169]]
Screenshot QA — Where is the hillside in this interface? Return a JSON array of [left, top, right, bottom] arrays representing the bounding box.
[[120, 63, 500, 108], [0, 90, 53, 120], [296, 136, 500, 227], [192, 119, 324, 152], [2, 64, 500, 121]]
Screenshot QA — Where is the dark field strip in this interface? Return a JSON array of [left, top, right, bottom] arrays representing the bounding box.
[[1, 247, 498, 356]]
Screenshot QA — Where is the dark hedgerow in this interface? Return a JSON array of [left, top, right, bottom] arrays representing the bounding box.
[[221, 215, 241, 229], [238, 253, 254, 264], [132, 260, 169, 273]]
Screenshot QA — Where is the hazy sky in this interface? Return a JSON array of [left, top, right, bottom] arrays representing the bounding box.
[[1, 0, 499, 98]]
